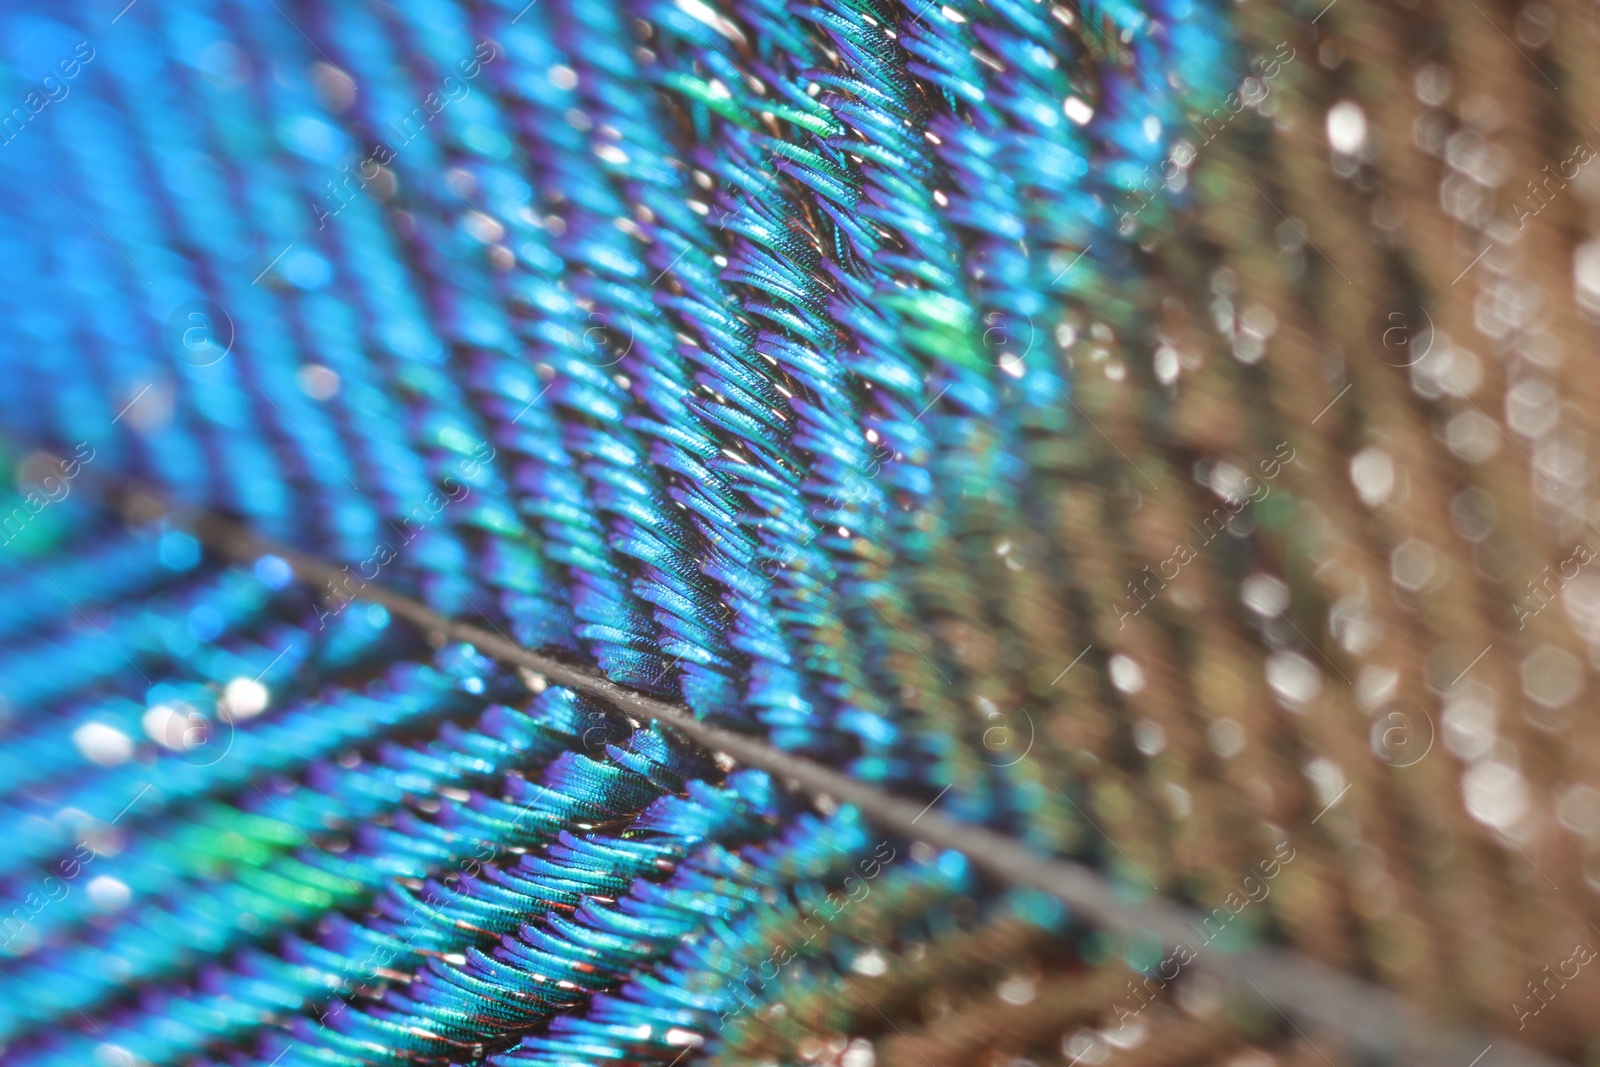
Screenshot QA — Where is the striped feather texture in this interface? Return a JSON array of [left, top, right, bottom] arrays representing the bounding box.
[[0, 0, 1596, 1065]]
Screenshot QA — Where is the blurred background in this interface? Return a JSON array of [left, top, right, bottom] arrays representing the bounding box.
[[0, 0, 1596, 1065]]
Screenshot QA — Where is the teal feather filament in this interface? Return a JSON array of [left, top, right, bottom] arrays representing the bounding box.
[[0, 0, 1251, 1064]]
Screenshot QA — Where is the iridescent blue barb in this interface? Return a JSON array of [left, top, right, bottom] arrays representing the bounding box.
[[0, 0, 1261, 1064]]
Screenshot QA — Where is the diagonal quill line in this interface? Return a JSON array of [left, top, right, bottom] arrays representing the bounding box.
[[133, 494, 1566, 1067]]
